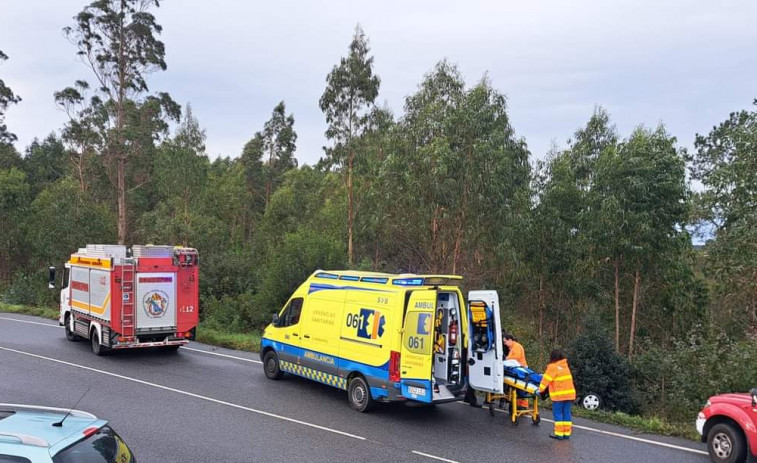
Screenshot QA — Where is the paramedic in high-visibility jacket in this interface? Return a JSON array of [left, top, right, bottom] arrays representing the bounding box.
[[539, 350, 576, 440], [504, 333, 530, 409], [504, 334, 527, 367]]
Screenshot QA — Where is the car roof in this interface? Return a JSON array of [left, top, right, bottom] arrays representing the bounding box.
[[0, 405, 107, 460]]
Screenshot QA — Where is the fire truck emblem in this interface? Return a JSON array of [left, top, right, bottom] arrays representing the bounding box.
[[143, 290, 169, 318]]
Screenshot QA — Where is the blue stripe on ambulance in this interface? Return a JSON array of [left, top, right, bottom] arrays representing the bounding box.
[[262, 338, 390, 398], [307, 283, 391, 294]]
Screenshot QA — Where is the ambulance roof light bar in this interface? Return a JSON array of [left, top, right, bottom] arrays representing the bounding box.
[[392, 277, 425, 286]]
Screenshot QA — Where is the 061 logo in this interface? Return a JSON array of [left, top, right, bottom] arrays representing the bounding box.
[[345, 308, 385, 340]]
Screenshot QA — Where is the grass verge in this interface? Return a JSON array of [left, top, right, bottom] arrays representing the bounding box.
[[195, 324, 261, 353], [0, 302, 261, 353], [0, 302, 59, 320], [570, 408, 700, 441]]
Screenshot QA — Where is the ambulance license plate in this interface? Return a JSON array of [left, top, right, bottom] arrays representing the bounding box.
[[408, 386, 426, 396]]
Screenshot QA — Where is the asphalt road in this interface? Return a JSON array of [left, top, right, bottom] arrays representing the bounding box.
[[0, 313, 710, 463]]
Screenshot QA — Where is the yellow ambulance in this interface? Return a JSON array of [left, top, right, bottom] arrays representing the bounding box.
[[260, 271, 504, 411]]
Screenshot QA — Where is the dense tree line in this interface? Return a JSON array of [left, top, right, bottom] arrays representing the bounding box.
[[1, 2, 755, 423]]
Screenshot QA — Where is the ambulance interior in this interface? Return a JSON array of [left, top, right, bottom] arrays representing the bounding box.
[[431, 292, 463, 400]]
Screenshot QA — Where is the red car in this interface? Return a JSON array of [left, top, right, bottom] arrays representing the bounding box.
[[697, 388, 757, 463]]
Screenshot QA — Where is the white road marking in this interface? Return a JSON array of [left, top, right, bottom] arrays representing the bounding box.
[[0, 345, 365, 441], [183, 346, 262, 364], [0, 316, 61, 328], [468, 402, 707, 456], [0, 317, 262, 364], [411, 450, 460, 463]]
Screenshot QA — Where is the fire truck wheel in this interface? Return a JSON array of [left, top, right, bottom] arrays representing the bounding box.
[[348, 376, 375, 412], [91, 330, 109, 356], [64, 314, 80, 342], [263, 351, 284, 380]]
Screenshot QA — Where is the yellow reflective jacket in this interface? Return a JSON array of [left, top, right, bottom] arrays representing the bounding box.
[[539, 358, 576, 402]]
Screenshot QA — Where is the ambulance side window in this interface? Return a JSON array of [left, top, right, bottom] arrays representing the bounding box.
[[279, 298, 303, 327]]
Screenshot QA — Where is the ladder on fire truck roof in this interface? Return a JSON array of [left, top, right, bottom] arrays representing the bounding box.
[[121, 263, 136, 340]]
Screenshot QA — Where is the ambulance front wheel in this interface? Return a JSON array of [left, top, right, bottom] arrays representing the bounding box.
[[348, 376, 375, 412], [263, 351, 284, 380]]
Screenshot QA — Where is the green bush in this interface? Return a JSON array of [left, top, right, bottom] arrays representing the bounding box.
[[201, 292, 254, 332], [2, 269, 58, 308], [570, 315, 637, 413], [632, 327, 757, 423], [250, 229, 346, 329]]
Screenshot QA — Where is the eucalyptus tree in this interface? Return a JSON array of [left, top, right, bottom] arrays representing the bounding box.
[[395, 61, 529, 276], [57, 0, 179, 244], [564, 109, 623, 349], [396, 61, 465, 272], [353, 105, 395, 267], [0, 167, 29, 283], [319, 25, 380, 265], [140, 104, 209, 246], [241, 101, 297, 211], [0, 50, 21, 144], [689, 100, 757, 333], [591, 125, 688, 355]]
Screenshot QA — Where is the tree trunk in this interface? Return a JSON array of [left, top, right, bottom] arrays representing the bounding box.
[[452, 147, 472, 275], [75, 146, 87, 191], [614, 257, 621, 352], [347, 150, 354, 266], [431, 206, 440, 272], [116, 4, 127, 245], [629, 267, 641, 359], [116, 155, 126, 245], [265, 146, 273, 207], [539, 273, 545, 342], [452, 205, 466, 274]]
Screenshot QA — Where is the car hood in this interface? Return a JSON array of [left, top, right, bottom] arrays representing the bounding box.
[[711, 393, 753, 405]]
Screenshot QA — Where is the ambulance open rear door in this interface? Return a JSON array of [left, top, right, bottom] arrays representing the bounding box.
[[466, 290, 504, 394], [400, 290, 436, 403]]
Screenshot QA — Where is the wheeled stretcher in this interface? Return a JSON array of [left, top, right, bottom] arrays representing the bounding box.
[[486, 361, 542, 425]]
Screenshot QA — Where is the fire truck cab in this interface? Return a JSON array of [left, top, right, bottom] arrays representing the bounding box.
[[52, 244, 199, 355]]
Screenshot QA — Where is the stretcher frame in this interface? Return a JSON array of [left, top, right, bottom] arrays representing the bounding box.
[[486, 385, 541, 426]]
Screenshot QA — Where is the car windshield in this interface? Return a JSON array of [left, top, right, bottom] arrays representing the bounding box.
[[52, 426, 134, 463]]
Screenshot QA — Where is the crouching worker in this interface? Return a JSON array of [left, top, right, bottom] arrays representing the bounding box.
[[539, 350, 576, 440]]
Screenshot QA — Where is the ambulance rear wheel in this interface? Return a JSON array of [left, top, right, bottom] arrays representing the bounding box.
[[263, 351, 284, 380], [64, 314, 80, 342], [348, 376, 375, 412]]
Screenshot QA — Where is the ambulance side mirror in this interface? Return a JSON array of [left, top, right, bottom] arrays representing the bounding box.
[[48, 267, 56, 289], [272, 314, 280, 327]]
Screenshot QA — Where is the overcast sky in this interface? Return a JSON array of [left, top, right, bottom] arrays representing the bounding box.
[[1, 1, 756, 166]]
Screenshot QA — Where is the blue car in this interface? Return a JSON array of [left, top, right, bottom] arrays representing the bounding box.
[[0, 404, 135, 463]]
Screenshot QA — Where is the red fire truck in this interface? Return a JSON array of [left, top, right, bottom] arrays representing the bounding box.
[[51, 245, 199, 355]]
